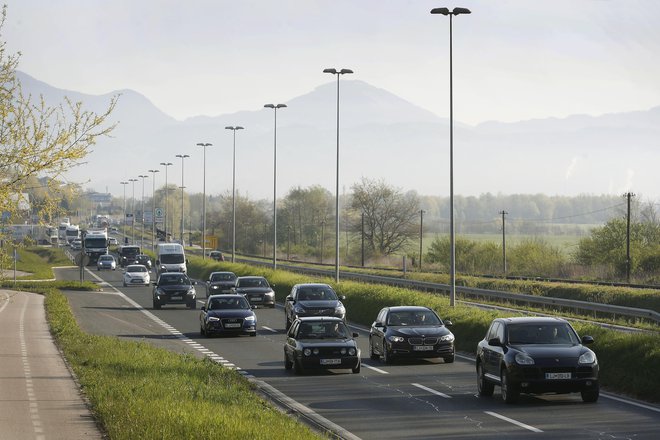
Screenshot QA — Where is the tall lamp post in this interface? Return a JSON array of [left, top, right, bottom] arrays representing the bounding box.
[[225, 126, 244, 262], [159, 162, 173, 241], [431, 6, 471, 307], [323, 67, 353, 283], [264, 103, 287, 270], [419, 209, 426, 271], [138, 174, 148, 249], [148, 169, 160, 253], [196, 143, 213, 259], [175, 155, 189, 245], [120, 181, 128, 227], [129, 178, 138, 244]]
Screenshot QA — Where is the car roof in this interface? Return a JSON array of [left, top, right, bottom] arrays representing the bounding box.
[[237, 276, 266, 280], [99, 255, 114, 259], [207, 294, 244, 300], [386, 306, 433, 313], [211, 271, 235, 275], [160, 271, 188, 276], [294, 283, 332, 288], [498, 317, 569, 325], [296, 316, 344, 323], [125, 264, 147, 269]]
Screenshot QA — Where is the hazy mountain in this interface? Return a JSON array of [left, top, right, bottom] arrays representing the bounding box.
[[16, 70, 660, 201]]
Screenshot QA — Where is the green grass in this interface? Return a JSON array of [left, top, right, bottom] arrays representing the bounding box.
[[40, 284, 324, 440], [2, 246, 74, 280]]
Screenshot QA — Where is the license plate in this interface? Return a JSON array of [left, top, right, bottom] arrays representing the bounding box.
[[320, 358, 342, 365], [413, 345, 435, 351], [170, 296, 182, 300], [545, 372, 572, 380], [250, 297, 262, 302], [224, 323, 241, 328], [131, 279, 142, 283]]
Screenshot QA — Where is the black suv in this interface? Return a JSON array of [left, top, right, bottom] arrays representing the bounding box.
[[285, 283, 346, 330], [117, 245, 140, 267], [152, 272, 197, 310], [476, 317, 599, 403]]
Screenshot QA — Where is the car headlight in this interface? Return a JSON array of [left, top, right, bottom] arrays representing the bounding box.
[[340, 348, 347, 355], [334, 303, 345, 314], [388, 335, 405, 343], [348, 348, 356, 356], [294, 305, 305, 314], [187, 288, 195, 296], [578, 350, 597, 365], [207, 316, 220, 322], [440, 333, 455, 342], [515, 352, 535, 365], [244, 315, 255, 321], [211, 285, 219, 290], [312, 348, 319, 355], [303, 348, 312, 356], [265, 290, 274, 297]]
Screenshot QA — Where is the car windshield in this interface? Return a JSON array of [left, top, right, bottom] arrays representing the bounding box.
[[507, 323, 579, 345], [238, 278, 268, 288], [211, 273, 236, 282], [159, 275, 190, 285], [297, 321, 349, 339], [208, 297, 250, 310], [99, 256, 113, 262], [387, 310, 441, 326], [126, 266, 147, 273], [160, 254, 184, 264], [297, 286, 338, 301]]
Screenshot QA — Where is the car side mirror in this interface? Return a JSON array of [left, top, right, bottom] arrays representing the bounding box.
[[286, 296, 294, 302], [581, 335, 594, 345], [192, 281, 197, 285], [200, 306, 206, 312], [152, 282, 157, 286], [352, 333, 359, 338], [373, 321, 383, 328], [340, 295, 346, 300], [444, 319, 453, 327], [488, 337, 502, 347]]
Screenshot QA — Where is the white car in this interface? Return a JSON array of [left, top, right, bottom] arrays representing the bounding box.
[[123, 264, 151, 287], [97, 254, 116, 271]]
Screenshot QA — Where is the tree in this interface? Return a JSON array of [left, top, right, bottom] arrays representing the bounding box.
[[0, 7, 116, 267], [349, 178, 419, 256]]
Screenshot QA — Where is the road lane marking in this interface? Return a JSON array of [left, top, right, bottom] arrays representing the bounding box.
[[261, 326, 278, 333], [362, 363, 389, 374], [485, 411, 543, 433], [412, 383, 451, 399], [601, 393, 660, 414]]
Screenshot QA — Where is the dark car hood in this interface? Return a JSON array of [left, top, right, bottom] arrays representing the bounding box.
[[206, 309, 254, 319], [157, 284, 192, 292], [389, 326, 451, 337], [235, 287, 272, 294], [513, 344, 583, 358], [298, 338, 356, 346], [209, 281, 236, 287], [297, 300, 340, 308]]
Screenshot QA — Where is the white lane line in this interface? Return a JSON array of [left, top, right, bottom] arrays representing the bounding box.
[[601, 393, 660, 414], [485, 411, 543, 433], [411, 383, 451, 399], [362, 363, 389, 375], [261, 326, 278, 333]]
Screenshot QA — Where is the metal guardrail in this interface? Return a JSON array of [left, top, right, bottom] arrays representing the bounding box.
[[236, 257, 660, 325]]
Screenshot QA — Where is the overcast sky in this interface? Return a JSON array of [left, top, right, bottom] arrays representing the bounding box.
[[5, 0, 660, 126]]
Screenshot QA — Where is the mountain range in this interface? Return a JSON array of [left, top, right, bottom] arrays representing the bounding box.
[[17, 71, 660, 201]]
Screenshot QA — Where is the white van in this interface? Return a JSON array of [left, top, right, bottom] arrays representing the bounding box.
[[156, 243, 187, 275]]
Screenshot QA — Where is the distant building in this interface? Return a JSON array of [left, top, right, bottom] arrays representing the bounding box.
[[86, 192, 112, 206]]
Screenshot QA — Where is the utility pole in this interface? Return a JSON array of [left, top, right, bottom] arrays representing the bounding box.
[[419, 209, 425, 271], [361, 212, 365, 267], [625, 192, 635, 283], [500, 210, 508, 276]]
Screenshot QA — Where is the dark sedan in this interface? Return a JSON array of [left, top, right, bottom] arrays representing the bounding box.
[[369, 306, 455, 364], [284, 283, 346, 330], [234, 276, 275, 308], [476, 317, 599, 403], [136, 254, 152, 270], [205, 271, 237, 297], [284, 317, 360, 375], [199, 294, 257, 337], [152, 272, 197, 310]]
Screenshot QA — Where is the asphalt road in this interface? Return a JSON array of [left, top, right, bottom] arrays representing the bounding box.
[[58, 265, 660, 440]]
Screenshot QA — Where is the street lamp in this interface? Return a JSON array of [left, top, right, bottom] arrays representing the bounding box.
[[138, 174, 148, 249], [120, 181, 128, 227], [264, 103, 287, 270], [175, 154, 190, 244], [129, 178, 138, 244], [419, 209, 426, 271], [196, 143, 213, 259], [431, 6, 471, 307], [225, 126, 244, 262], [148, 169, 160, 253], [323, 67, 353, 283], [160, 162, 173, 241]]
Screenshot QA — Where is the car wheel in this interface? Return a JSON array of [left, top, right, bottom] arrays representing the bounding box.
[[285, 315, 291, 330], [444, 353, 455, 364], [123, 281, 127, 287], [352, 360, 361, 374], [153, 300, 161, 310], [477, 363, 495, 397], [284, 353, 293, 370], [250, 331, 257, 337], [581, 384, 599, 403], [200, 325, 206, 337], [97, 267, 100, 271], [188, 301, 197, 310], [382, 342, 393, 364], [368, 337, 379, 360], [501, 368, 519, 404]]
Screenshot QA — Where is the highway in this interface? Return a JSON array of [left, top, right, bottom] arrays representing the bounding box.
[[57, 265, 660, 440]]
